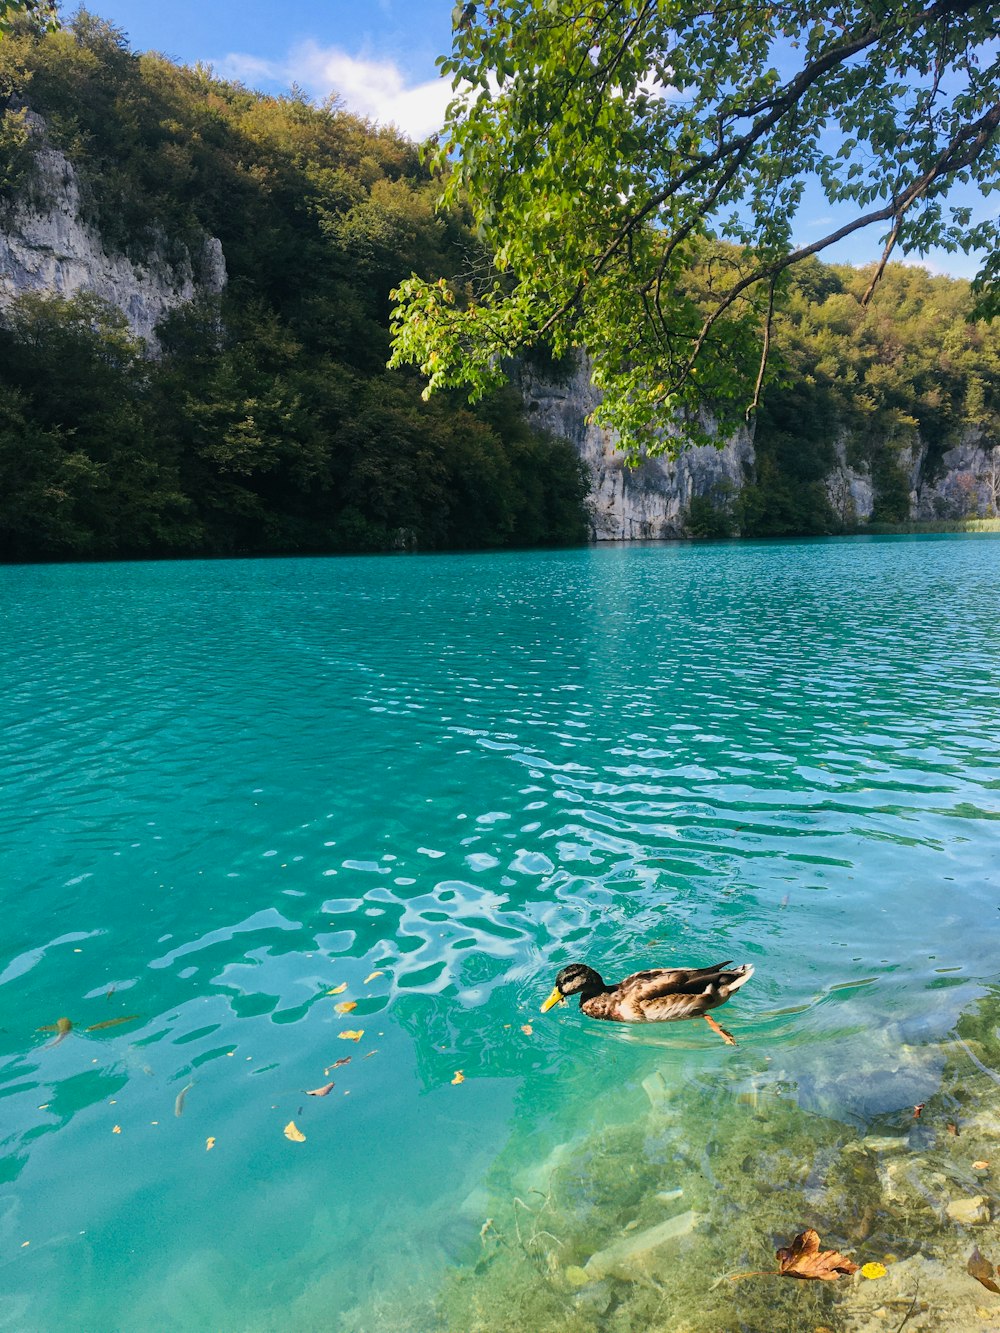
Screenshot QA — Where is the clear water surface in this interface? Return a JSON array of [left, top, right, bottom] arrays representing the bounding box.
[[1, 537, 999, 1331]]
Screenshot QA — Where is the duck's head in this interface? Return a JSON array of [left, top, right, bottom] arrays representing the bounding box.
[[540, 963, 606, 1012]]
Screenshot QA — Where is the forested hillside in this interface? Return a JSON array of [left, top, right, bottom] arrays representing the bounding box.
[[0, 13, 589, 561], [0, 14, 996, 559], [740, 260, 1000, 536]]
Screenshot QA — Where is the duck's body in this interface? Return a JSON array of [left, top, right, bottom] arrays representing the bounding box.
[[541, 960, 753, 1044]]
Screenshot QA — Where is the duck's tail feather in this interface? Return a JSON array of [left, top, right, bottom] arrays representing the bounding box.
[[723, 963, 754, 994]]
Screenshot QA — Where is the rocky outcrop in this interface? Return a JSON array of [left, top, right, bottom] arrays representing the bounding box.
[[521, 354, 997, 536], [825, 435, 876, 526], [912, 434, 999, 520], [516, 354, 753, 540], [0, 112, 226, 346]]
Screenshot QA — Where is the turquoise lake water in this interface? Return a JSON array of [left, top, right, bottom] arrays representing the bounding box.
[[1, 536, 999, 1332]]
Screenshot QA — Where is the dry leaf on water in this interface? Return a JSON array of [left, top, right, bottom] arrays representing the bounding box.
[[327, 983, 348, 995], [334, 1001, 357, 1014], [339, 1029, 364, 1042], [306, 1083, 335, 1097], [521, 1024, 533, 1035], [206, 1137, 216, 1152], [451, 1071, 465, 1085], [364, 971, 384, 984], [777, 1230, 858, 1281], [86, 1015, 139, 1031], [913, 1103, 925, 1118], [112, 1125, 122, 1134], [329, 1057, 351, 1070], [284, 1121, 307, 1142], [733, 1229, 858, 1282], [860, 1262, 887, 1280], [947, 1122, 959, 1136], [968, 1248, 1000, 1295]]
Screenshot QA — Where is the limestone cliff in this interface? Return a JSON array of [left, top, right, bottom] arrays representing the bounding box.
[[0, 113, 226, 345], [520, 354, 998, 536], [516, 354, 753, 540]]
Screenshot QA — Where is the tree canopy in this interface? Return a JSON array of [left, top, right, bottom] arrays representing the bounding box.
[[389, 0, 1000, 456], [0, 16, 589, 561], [0, 1, 55, 35]]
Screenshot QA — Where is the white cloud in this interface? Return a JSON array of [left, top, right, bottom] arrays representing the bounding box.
[[216, 41, 452, 141]]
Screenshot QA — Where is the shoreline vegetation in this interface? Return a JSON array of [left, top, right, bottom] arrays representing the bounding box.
[[858, 518, 1000, 536], [0, 16, 997, 562]]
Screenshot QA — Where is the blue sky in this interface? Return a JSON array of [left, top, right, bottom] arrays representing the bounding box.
[[82, 1, 992, 280]]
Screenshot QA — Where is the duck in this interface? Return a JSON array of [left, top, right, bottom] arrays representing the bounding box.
[[540, 959, 754, 1045]]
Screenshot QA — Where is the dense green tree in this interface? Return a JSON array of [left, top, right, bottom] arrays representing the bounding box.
[[389, 0, 999, 455], [0, 16, 589, 561]]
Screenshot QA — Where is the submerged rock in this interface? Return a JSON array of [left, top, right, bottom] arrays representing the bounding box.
[[945, 1195, 991, 1226], [583, 1208, 699, 1280]]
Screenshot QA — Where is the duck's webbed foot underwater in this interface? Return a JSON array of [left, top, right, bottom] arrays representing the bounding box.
[[703, 1013, 737, 1046]]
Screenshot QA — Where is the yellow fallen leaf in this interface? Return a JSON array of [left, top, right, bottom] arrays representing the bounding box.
[[521, 1024, 533, 1035], [112, 1125, 122, 1134], [860, 1262, 887, 1280], [451, 1070, 465, 1085], [973, 1160, 990, 1170], [339, 1029, 364, 1042], [284, 1120, 306, 1142], [364, 971, 384, 984], [334, 1001, 357, 1014], [327, 983, 348, 995], [206, 1137, 216, 1152]]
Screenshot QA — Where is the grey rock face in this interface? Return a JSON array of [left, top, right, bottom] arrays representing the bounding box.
[[516, 354, 752, 540], [914, 435, 1000, 520], [0, 117, 226, 347], [520, 354, 997, 536]]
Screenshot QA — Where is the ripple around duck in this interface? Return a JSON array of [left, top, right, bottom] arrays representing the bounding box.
[[0, 538, 999, 1329]]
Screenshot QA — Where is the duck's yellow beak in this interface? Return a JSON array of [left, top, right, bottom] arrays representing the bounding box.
[[540, 987, 565, 1013]]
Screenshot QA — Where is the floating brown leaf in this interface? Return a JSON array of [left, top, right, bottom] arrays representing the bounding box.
[[327, 983, 348, 995], [206, 1137, 216, 1152], [776, 1229, 858, 1281], [334, 1001, 357, 1015], [339, 1029, 364, 1042], [330, 1057, 351, 1069], [968, 1248, 1000, 1294], [306, 1083, 335, 1097], [284, 1120, 306, 1142], [86, 1015, 139, 1032], [913, 1103, 925, 1118], [521, 1024, 533, 1035], [948, 1122, 960, 1136], [973, 1161, 990, 1171], [112, 1124, 122, 1134], [364, 971, 384, 984]]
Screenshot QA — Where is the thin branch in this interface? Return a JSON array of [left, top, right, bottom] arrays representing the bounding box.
[[668, 99, 1000, 396], [861, 211, 905, 306], [746, 277, 775, 421], [537, 0, 981, 339]]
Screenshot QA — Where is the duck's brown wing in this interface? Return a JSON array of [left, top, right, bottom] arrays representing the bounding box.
[[614, 962, 746, 1022]]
